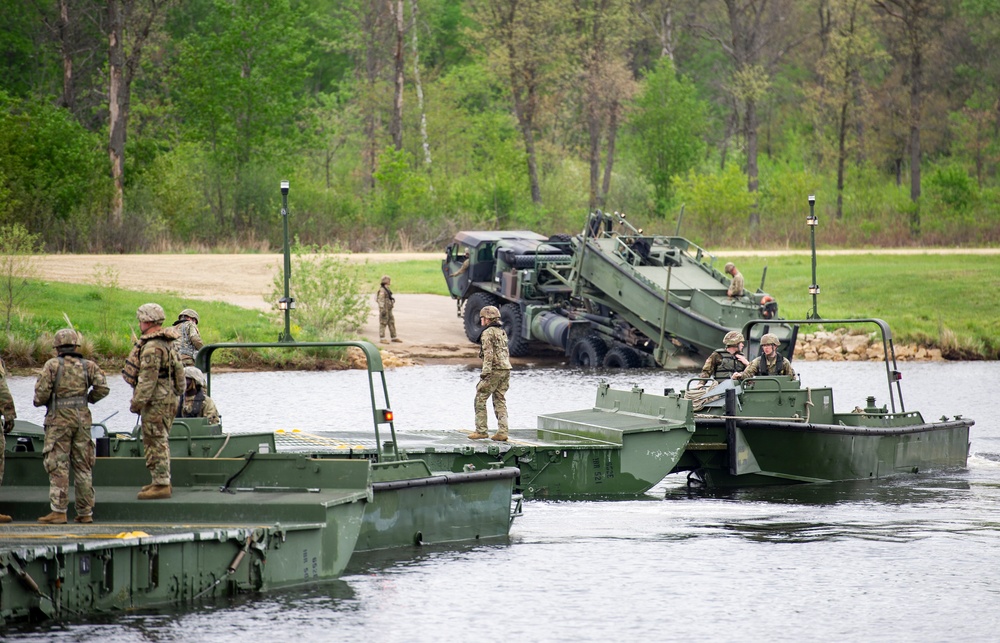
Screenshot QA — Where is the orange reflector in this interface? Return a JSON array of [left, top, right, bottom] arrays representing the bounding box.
[[382, 409, 394, 422]]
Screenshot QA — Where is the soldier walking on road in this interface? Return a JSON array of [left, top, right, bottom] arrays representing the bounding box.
[[33, 329, 109, 524], [128, 303, 185, 500], [469, 305, 511, 442], [0, 357, 17, 523], [172, 308, 203, 366], [377, 275, 401, 344]]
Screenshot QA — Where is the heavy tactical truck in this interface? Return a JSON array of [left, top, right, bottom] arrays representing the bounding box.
[[442, 210, 794, 369]]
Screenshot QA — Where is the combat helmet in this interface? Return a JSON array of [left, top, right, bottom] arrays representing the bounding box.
[[380, 275, 391, 285], [480, 305, 501, 320], [724, 262, 735, 273], [179, 308, 200, 324], [760, 333, 781, 347], [184, 366, 207, 388], [136, 303, 166, 323], [723, 330, 745, 346], [53, 328, 80, 348]]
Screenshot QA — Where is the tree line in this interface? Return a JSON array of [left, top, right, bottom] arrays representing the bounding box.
[[0, 0, 998, 253]]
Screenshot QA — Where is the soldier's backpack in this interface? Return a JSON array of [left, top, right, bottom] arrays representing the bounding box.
[[122, 339, 142, 388]]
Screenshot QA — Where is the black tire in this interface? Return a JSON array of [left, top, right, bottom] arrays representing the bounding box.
[[500, 303, 531, 357], [569, 335, 608, 368], [602, 346, 643, 369], [463, 292, 500, 343]]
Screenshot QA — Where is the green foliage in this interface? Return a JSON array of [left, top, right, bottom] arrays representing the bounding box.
[[0, 223, 40, 332], [373, 147, 434, 228], [925, 164, 978, 213], [671, 164, 756, 244], [0, 91, 109, 249], [623, 59, 707, 210], [270, 242, 371, 340]]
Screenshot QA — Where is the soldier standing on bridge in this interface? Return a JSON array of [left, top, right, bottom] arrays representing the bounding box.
[[468, 305, 511, 442], [34, 329, 109, 524]]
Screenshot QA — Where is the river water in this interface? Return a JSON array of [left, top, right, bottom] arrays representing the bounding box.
[[4, 360, 999, 642]]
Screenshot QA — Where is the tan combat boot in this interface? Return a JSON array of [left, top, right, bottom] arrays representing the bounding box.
[[37, 511, 67, 524], [0, 513, 12, 523], [74, 515, 94, 524], [137, 484, 172, 500], [468, 431, 489, 440], [490, 433, 509, 442]]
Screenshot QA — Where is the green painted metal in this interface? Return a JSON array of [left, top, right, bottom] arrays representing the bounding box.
[[0, 453, 369, 623], [195, 339, 518, 550]]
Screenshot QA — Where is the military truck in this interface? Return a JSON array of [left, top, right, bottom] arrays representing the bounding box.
[[442, 210, 794, 368]]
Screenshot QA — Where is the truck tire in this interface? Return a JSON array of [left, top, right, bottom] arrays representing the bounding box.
[[569, 335, 608, 368], [500, 303, 531, 357], [463, 292, 500, 343], [602, 346, 643, 369]]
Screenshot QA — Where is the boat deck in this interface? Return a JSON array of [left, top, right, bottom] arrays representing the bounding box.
[[271, 427, 625, 456]]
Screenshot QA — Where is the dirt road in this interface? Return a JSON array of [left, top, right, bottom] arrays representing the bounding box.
[[36, 253, 479, 361]]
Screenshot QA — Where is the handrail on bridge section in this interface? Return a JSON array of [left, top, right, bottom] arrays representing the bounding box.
[[193, 340, 400, 461], [743, 317, 904, 415]]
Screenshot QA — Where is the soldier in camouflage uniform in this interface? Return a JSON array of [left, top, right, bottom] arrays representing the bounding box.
[[33, 329, 109, 524], [377, 275, 401, 343], [734, 333, 795, 380], [469, 305, 512, 442], [176, 366, 221, 425], [725, 262, 745, 298], [0, 357, 17, 523], [129, 303, 185, 500], [171, 308, 203, 366], [700, 331, 750, 382]]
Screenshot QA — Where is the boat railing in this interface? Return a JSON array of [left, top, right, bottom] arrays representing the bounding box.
[[194, 340, 400, 461], [742, 318, 905, 414]]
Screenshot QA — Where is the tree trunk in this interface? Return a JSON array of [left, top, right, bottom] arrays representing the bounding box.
[[587, 98, 601, 209], [409, 0, 432, 168], [601, 100, 620, 203], [108, 0, 125, 229], [745, 96, 760, 229], [59, 0, 74, 111], [836, 101, 848, 220], [390, 0, 404, 151], [510, 80, 542, 205], [908, 42, 922, 234]]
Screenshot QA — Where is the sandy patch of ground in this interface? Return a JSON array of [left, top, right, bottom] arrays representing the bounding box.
[[35, 253, 480, 362]]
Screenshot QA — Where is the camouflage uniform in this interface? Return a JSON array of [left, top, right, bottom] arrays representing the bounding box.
[[172, 310, 203, 367], [33, 344, 109, 518], [377, 276, 398, 341], [726, 263, 745, 298], [700, 349, 747, 381], [741, 353, 795, 379], [474, 322, 512, 438], [177, 367, 221, 425], [130, 319, 185, 489], [0, 358, 17, 522]]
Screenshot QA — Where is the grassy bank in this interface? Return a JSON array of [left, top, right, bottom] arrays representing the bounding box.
[[4, 252, 997, 373]]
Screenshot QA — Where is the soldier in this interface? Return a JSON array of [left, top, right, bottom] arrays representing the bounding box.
[[129, 303, 185, 500], [725, 262, 744, 298], [377, 275, 401, 344], [734, 333, 795, 380], [172, 308, 203, 366], [0, 356, 17, 523], [33, 329, 109, 524], [469, 305, 511, 442], [177, 366, 221, 425], [449, 251, 471, 278], [699, 331, 750, 382]]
